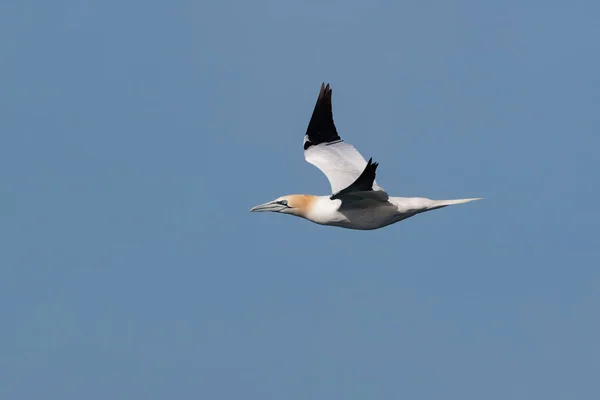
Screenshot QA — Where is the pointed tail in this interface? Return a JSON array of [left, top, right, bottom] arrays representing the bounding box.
[[428, 197, 483, 210]]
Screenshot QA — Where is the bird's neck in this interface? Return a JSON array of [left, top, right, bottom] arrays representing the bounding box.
[[294, 195, 343, 223]]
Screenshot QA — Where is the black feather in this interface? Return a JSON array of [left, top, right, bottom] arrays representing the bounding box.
[[304, 83, 341, 150], [331, 158, 379, 199]]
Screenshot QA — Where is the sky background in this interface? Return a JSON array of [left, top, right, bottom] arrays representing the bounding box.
[[1, 0, 599, 399]]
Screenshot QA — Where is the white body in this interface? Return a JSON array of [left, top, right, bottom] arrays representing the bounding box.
[[304, 194, 480, 230]]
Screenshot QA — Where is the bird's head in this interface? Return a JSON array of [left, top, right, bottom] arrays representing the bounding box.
[[250, 194, 316, 218]]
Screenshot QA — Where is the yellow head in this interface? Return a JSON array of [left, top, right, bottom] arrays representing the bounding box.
[[250, 194, 316, 218]]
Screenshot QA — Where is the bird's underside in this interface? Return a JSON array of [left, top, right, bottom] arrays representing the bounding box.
[[326, 191, 407, 230], [249, 83, 481, 230]]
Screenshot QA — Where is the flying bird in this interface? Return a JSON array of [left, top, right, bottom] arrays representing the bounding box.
[[250, 83, 481, 230]]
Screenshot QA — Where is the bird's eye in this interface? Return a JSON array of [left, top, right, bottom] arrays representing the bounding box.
[[278, 200, 288, 206]]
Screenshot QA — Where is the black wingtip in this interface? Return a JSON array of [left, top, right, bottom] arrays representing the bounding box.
[[366, 158, 379, 178], [365, 157, 379, 171], [317, 82, 332, 103], [305, 82, 340, 148], [331, 157, 380, 199]]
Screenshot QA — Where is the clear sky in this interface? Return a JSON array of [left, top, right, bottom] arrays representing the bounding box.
[[1, 0, 599, 399]]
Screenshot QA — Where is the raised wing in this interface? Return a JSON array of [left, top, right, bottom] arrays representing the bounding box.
[[303, 83, 383, 194]]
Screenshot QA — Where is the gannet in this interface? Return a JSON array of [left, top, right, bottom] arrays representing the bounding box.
[[250, 83, 481, 230]]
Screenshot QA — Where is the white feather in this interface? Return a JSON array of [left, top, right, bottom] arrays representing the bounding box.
[[303, 136, 383, 194]]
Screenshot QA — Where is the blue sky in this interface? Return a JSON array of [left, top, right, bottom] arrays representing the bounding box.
[[1, 0, 599, 399]]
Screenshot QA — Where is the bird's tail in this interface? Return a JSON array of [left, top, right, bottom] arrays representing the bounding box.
[[427, 197, 483, 210]]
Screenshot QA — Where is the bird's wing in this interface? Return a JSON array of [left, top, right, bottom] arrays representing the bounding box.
[[303, 83, 383, 194]]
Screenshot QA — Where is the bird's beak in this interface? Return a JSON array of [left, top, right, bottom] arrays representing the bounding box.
[[250, 201, 284, 212]]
